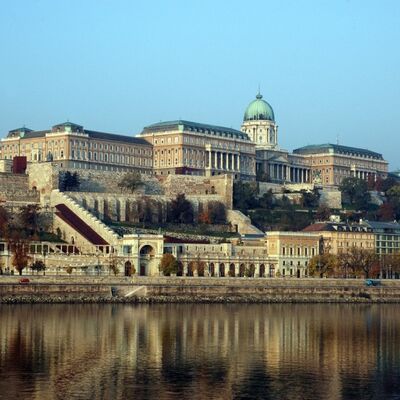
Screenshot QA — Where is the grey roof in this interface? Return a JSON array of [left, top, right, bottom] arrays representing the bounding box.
[[85, 130, 150, 145], [22, 130, 50, 139], [4, 125, 150, 146], [142, 120, 251, 141], [293, 143, 384, 160], [362, 221, 400, 231]]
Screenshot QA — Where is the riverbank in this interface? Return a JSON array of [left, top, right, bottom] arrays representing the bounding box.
[[1, 276, 400, 303]]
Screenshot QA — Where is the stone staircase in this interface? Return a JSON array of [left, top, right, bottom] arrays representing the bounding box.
[[50, 190, 120, 245]]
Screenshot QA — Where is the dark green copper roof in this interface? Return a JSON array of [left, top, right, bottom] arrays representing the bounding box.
[[243, 93, 275, 122]]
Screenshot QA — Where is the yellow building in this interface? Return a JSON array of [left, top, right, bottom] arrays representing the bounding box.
[[241, 92, 388, 186], [303, 222, 375, 254], [293, 144, 388, 186], [0, 122, 153, 174], [139, 120, 256, 180], [266, 232, 321, 277]]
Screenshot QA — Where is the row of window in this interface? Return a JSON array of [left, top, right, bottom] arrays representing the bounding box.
[[282, 247, 317, 256], [71, 150, 150, 166]]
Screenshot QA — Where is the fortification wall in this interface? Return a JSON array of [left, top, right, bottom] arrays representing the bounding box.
[[162, 174, 233, 208], [0, 172, 39, 203], [66, 191, 225, 224], [319, 188, 342, 209]]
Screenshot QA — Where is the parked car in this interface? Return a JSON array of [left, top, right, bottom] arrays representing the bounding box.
[[19, 278, 30, 284]]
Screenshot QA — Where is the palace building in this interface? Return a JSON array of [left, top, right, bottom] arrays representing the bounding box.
[[0, 91, 389, 187], [0, 122, 153, 174], [139, 120, 256, 180], [241, 92, 388, 186]]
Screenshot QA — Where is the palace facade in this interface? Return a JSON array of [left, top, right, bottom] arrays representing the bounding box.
[[139, 120, 256, 180], [241, 93, 388, 186], [0, 122, 153, 174], [0, 92, 389, 187]]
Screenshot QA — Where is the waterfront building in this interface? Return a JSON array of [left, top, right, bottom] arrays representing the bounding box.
[[266, 232, 321, 277], [139, 120, 256, 180], [360, 221, 400, 255], [0, 122, 153, 174], [303, 222, 375, 254]]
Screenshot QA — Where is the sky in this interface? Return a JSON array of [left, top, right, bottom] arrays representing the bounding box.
[[0, 0, 399, 169]]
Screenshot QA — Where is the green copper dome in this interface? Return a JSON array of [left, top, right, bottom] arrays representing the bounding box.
[[243, 93, 275, 122]]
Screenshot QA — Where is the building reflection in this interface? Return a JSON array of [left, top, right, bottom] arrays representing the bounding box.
[[0, 304, 399, 400]]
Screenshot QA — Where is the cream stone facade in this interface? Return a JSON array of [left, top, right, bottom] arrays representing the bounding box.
[[303, 222, 375, 254], [266, 232, 321, 278], [0, 122, 153, 174], [139, 120, 256, 180], [241, 93, 388, 186]]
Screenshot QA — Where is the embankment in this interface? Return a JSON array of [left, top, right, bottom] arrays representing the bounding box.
[[1, 276, 400, 303]]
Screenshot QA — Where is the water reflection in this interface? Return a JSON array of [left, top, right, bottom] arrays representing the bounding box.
[[0, 304, 399, 400]]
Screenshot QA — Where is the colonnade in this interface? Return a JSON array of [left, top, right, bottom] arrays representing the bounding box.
[[352, 170, 377, 180], [268, 163, 310, 183], [206, 150, 241, 172]]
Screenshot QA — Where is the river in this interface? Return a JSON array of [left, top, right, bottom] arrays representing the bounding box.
[[0, 304, 399, 400]]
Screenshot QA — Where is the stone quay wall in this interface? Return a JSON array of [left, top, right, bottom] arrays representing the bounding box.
[[1, 277, 400, 303]]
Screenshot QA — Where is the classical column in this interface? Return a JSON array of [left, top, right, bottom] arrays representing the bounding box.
[[214, 152, 218, 169], [120, 199, 126, 222], [225, 153, 229, 170], [208, 151, 212, 169], [236, 155, 240, 171]]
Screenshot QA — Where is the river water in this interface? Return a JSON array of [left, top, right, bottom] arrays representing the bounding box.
[[0, 304, 399, 400]]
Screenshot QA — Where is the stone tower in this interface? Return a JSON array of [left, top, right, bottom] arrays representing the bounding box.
[[241, 92, 278, 149]]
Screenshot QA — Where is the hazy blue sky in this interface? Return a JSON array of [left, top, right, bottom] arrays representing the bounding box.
[[1, 0, 399, 168]]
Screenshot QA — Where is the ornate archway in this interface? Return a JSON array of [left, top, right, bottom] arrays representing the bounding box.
[[239, 263, 245, 277], [229, 263, 235, 277], [259, 264, 265, 278], [124, 261, 133, 277], [219, 263, 225, 277], [209, 263, 215, 277]]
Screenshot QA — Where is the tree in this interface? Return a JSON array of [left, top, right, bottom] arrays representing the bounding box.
[[339, 247, 379, 279], [300, 189, 320, 209], [377, 203, 396, 221], [160, 253, 178, 276], [9, 236, 30, 275], [386, 185, 400, 219], [31, 260, 46, 275], [308, 254, 338, 278], [339, 177, 370, 210], [208, 201, 227, 224], [258, 190, 274, 209], [19, 204, 41, 238], [168, 194, 194, 224], [315, 204, 332, 221], [0, 205, 9, 238], [118, 172, 143, 193], [60, 171, 81, 191], [233, 181, 258, 210], [383, 254, 400, 279]]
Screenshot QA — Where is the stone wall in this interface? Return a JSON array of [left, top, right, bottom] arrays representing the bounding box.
[[26, 163, 233, 208], [2, 277, 400, 303], [319, 188, 342, 209], [67, 191, 226, 224], [162, 174, 233, 208], [0, 172, 39, 203], [0, 160, 12, 173]]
